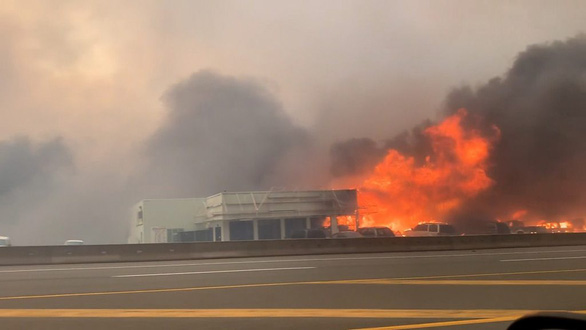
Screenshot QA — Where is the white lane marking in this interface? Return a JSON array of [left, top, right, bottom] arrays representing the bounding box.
[[2, 248, 586, 274], [501, 256, 586, 262], [112, 266, 316, 278]]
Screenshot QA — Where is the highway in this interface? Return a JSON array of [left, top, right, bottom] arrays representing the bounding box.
[[0, 245, 585, 329]]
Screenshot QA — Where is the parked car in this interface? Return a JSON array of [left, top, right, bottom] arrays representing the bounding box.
[[358, 227, 395, 238], [332, 231, 363, 238], [508, 220, 525, 233], [0, 236, 11, 247], [64, 239, 84, 246], [493, 221, 512, 234], [290, 229, 327, 239], [513, 226, 549, 234], [461, 221, 511, 235], [404, 223, 457, 237]]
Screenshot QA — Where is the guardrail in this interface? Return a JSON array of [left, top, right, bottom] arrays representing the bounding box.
[[1, 233, 586, 266]]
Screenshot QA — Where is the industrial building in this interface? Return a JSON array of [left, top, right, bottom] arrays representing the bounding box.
[[128, 189, 358, 243]]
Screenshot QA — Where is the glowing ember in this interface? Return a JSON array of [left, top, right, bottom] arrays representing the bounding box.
[[356, 109, 499, 232]]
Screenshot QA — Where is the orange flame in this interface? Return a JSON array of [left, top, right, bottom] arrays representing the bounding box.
[[539, 220, 573, 232], [322, 215, 357, 231], [356, 109, 498, 232], [511, 209, 528, 220]]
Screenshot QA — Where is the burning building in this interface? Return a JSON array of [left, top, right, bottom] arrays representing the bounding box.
[[128, 189, 358, 243]]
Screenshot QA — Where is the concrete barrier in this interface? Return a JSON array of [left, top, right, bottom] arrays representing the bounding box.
[[1, 233, 585, 266]]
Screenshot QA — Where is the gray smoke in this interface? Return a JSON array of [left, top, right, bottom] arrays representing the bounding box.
[[0, 137, 73, 241], [0, 136, 141, 245], [0, 138, 70, 200], [143, 70, 308, 198], [0, 70, 314, 245]]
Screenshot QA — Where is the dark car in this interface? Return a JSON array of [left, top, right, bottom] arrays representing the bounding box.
[[358, 227, 395, 238], [331, 231, 363, 238], [514, 226, 549, 234], [290, 229, 328, 239], [494, 222, 511, 234], [459, 221, 510, 235], [404, 223, 458, 237]]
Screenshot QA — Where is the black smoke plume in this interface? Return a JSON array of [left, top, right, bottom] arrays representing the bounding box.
[[446, 35, 586, 222], [331, 35, 586, 225]]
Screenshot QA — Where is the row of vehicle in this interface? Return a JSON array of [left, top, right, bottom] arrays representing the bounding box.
[[290, 227, 396, 239], [4, 221, 568, 246], [290, 223, 487, 239], [404, 223, 457, 237], [402, 221, 560, 236], [399, 221, 579, 236], [290, 220, 570, 239], [0, 237, 84, 247]]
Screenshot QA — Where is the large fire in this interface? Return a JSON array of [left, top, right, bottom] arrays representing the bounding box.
[[506, 209, 586, 233], [354, 109, 499, 232]]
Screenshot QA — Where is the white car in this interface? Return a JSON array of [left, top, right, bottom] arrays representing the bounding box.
[[0, 236, 11, 247], [64, 240, 84, 246], [404, 223, 457, 237]]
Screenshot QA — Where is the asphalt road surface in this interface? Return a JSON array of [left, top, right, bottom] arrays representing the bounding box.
[[0, 245, 585, 329]]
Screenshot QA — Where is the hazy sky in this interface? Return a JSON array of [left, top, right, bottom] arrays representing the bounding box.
[[1, 0, 585, 244]]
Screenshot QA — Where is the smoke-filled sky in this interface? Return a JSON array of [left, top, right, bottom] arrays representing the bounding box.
[[1, 0, 586, 244]]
